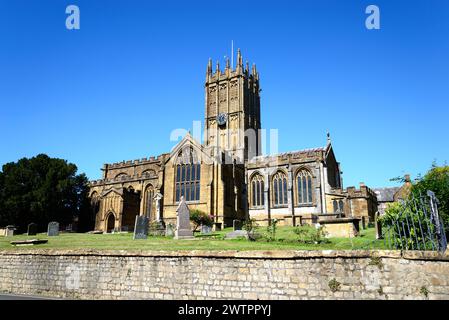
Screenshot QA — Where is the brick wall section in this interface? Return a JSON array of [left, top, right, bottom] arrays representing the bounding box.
[[0, 250, 448, 300]]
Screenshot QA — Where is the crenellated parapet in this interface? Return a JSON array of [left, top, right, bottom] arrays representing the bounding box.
[[247, 147, 326, 169], [103, 154, 167, 170]]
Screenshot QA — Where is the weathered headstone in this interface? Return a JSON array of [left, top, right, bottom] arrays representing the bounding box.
[[5, 225, 15, 237], [165, 223, 175, 237], [233, 219, 243, 231], [200, 225, 212, 235], [174, 197, 194, 240], [133, 215, 149, 240], [214, 222, 222, 232], [47, 222, 59, 236], [225, 230, 249, 239], [375, 211, 383, 239], [27, 223, 37, 236]]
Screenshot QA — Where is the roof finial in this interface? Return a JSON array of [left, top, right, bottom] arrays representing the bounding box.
[[327, 131, 331, 144], [216, 60, 220, 73]]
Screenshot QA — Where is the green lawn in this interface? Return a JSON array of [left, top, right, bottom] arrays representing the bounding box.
[[0, 227, 386, 251]]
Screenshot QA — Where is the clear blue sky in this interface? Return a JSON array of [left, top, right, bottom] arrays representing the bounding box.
[[0, 0, 448, 188]]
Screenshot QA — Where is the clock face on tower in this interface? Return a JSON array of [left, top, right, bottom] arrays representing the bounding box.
[[217, 113, 227, 126]]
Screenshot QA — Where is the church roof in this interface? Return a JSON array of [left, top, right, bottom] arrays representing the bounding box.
[[373, 187, 400, 202]]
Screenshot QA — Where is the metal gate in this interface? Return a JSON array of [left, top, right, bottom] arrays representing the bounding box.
[[381, 190, 447, 253]]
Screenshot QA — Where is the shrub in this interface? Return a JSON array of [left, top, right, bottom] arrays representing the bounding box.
[[243, 218, 259, 241], [190, 209, 213, 232], [266, 218, 279, 242], [294, 224, 328, 244]]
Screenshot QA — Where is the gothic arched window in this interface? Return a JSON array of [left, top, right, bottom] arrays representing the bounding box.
[[175, 147, 200, 202], [296, 169, 313, 205], [272, 171, 288, 207], [250, 173, 264, 208], [144, 184, 154, 219]]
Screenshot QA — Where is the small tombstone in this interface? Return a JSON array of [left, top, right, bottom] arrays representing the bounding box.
[[5, 225, 15, 237], [165, 223, 175, 237], [133, 215, 149, 240], [361, 217, 367, 230], [375, 212, 383, 239], [27, 223, 37, 236], [200, 225, 212, 235], [174, 197, 194, 240], [214, 222, 222, 232], [47, 222, 59, 236], [233, 219, 243, 231]]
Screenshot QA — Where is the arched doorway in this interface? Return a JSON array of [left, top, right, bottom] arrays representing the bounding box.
[[106, 213, 115, 233]]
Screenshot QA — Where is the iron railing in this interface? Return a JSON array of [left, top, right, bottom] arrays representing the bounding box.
[[380, 190, 447, 253]]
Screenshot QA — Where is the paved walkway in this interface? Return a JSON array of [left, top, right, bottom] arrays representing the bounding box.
[[0, 293, 59, 300]]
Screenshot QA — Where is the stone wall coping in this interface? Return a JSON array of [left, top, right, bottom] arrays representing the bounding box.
[[0, 249, 448, 261], [0, 249, 399, 259]]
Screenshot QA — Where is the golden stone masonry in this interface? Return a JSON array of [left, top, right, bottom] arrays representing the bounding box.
[[89, 50, 383, 233]]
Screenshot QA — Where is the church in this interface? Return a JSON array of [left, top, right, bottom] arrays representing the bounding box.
[[89, 50, 378, 232]]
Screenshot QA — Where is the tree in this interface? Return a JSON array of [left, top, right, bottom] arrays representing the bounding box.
[[411, 163, 449, 235], [189, 209, 213, 232], [0, 154, 91, 233]]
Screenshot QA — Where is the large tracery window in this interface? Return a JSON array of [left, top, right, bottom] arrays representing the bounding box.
[[296, 169, 313, 205], [175, 148, 201, 202], [272, 171, 288, 207], [250, 173, 264, 207]]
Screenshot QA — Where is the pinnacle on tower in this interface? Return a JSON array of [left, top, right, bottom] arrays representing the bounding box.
[[216, 60, 220, 73]]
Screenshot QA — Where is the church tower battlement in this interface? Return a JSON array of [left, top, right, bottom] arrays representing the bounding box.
[[204, 49, 261, 163]]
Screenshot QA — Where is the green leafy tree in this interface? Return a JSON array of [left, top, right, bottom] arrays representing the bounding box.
[[411, 163, 449, 235], [189, 209, 213, 232], [0, 154, 91, 232]]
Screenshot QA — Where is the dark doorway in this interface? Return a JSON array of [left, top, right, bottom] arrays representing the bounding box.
[[106, 213, 115, 233]]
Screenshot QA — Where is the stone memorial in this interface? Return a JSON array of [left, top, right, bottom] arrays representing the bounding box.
[[133, 215, 149, 240], [154, 193, 163, 221], [200, 225, 212, 235], [214, 222, 222, 231], [27, 223, 37, 236], [233, 219, 243, 231], [165, 223, 175, 237], [225, 230, 249, 239], [47, 221, 59, 236], [174, 197, 194, 240], [375, 211, 383, 239], [5, 225, 15, 237]]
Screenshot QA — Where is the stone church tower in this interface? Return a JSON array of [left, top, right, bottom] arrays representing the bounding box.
[[204, 49, 261, 163]]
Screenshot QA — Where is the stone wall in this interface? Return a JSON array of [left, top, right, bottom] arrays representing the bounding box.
[[0, 249, 448, 300]]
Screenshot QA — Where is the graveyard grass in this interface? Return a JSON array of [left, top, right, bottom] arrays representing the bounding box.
[[0, 227, 385, 251]]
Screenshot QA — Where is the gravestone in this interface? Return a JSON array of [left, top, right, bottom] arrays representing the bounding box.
[[27, 223, 37, 236], [174, 197, 194, 240], [47, 222, 59, 236], [133, 215, 149, 240], [233, 219, 243, 231], [165, 223, 175, 237], [201, 225, 212, 235], [214, 222, 222, 232], [225, 230, 249, 239], [5, 225, 15, 237], [375, 211, 383, 239]]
